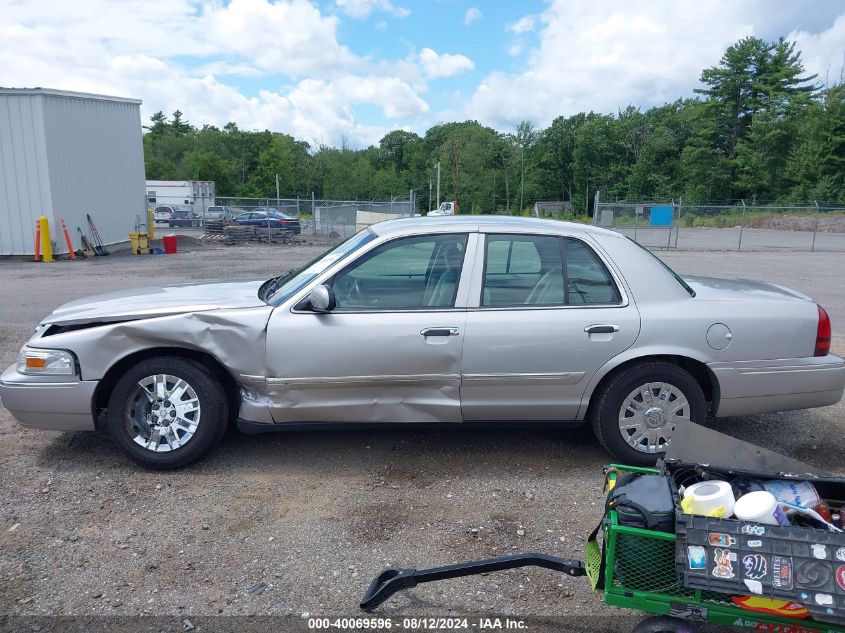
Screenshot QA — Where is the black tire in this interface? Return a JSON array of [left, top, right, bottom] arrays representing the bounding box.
[[590, 361, 706, 466], [106, 356, 228, 469]]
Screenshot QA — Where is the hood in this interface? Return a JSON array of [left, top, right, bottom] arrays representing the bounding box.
[[42, 280, 267, 325], [683, 275, 812, 302]]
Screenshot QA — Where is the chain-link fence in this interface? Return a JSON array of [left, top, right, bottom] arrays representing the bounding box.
[[203, 196, 416, 243], [593, 195, 845, 252]]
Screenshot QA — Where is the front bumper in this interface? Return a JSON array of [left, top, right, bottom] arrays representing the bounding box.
[[709, 354, 845, 417], [0, 364, 98, 431]]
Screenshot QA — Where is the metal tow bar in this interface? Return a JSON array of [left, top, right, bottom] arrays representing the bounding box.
[[360, 552, 586, 611]]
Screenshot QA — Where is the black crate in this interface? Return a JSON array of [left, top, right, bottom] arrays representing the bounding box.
[[666, 461, 845, 625]]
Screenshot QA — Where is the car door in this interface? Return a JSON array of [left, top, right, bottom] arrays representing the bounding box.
[[460, 232, 640, 421], [264, 231, 476, 424]]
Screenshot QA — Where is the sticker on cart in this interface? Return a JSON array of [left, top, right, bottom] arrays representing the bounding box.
[[836, 565, 845, 591], [811, 544, 828, 560], [709, 532, 737, 547], [712, 548, 736, 579], [743, 579, 763, 595], [746, 540, 763, 548], [796, 560, 831, 589], [814, 593, 833, 606], [836, 547, 845, 562], [669, 602, 708, 622], [772, 555, 794, 591], [688, 545, 706, 570], [742, 554, 768, 581], [741, 525, 766, 536]]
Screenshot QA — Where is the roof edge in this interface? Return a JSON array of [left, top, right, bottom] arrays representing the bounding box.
[[0, 87, 142, 105]]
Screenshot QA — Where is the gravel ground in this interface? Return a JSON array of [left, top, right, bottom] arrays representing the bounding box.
[[0, 239, 843, 633]]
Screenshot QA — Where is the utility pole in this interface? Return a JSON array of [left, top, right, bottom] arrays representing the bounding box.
[[273, 173, 279, 244], [435, 162, 441, 210], [428, 178, 432, 214], [520, 147, 525, 212]]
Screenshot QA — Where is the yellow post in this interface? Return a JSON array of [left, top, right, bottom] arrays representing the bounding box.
[[38, 216, 53, 262], [147, 208, 155, 240]]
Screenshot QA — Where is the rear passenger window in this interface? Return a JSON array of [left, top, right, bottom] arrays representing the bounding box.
[[481, 235, 621, 307], [482, 235, 564, 306], [563, 238, 621, 304]]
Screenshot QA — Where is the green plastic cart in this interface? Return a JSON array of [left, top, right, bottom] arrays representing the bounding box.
[[362, 463, 845, 633]]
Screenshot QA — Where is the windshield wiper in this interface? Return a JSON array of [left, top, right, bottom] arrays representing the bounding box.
[[261, 268, 299, 301]]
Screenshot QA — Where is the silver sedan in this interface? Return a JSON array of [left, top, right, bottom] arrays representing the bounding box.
[[2, 216, 843, 468]]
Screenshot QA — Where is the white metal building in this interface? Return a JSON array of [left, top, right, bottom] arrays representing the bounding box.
[[146, 180, 215, 217], [0, 88, 146, 255]]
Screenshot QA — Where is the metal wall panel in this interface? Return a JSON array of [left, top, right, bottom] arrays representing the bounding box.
[[0, 89, 144, 255], [43, 94, 146, 254], [0, 94, 53, 255]]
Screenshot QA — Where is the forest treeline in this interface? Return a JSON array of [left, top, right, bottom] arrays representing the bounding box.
[[143, 36, 845, 213]]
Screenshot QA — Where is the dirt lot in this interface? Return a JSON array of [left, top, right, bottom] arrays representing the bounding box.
[[1, 239, 843, 633]]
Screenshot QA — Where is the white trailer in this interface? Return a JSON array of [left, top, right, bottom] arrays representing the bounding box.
[[146, 180, 215, 217]]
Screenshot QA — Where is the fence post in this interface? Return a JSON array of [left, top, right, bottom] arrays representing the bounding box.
[[312, 192, 316, 236], [737, 199, 746, 252], [674, 197, 682, 248], [811, 201, 819, 252], [664, 199, 672, 248], [633, 204, 639, 243], [593, 190, 600, 226]]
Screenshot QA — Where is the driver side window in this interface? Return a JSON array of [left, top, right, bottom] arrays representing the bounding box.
[[332, 234, 467, 310]]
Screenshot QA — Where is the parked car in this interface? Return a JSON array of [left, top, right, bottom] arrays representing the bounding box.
[[204, 206, 232, 221], [2, 216, 843, 469], [153, 206, 175, 223], [233, 208, 301, 234], [169, 209, 201, 227]]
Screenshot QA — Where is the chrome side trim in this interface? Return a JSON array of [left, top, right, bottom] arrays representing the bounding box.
[[462, 372, 586, 386], [267, 373, 461, 387], [735, 364, 845, 375]]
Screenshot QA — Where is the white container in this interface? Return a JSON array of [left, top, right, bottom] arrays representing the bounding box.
[[683, 480, 735, 518], [734, 491, 790, 526]]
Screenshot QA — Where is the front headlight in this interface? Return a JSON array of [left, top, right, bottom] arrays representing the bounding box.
[[17, 347, 76, 376]]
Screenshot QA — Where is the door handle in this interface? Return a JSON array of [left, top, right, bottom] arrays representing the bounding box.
[[420, 327, 460, 337], [585, 324, 619, 334]]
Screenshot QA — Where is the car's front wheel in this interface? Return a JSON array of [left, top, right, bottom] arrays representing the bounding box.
[[106, 356, 227, 469], [590, 361, 706, 466]]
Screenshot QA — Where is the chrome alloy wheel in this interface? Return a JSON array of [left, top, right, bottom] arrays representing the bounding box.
[[617, 382, 690, 454], [125, 374, 201, 453]]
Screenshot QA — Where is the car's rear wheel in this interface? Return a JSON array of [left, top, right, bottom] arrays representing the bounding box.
[[106, 357, 227, 469], [590, 361, 706, 466]]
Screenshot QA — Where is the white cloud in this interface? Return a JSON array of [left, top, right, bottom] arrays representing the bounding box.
[[467, 0, 763, 129], [417, 48, 475, 79], [336, 0, 410, 19], [788, 13, 845, 84], [465, 7, 482, 26], [0, 0, 426, 147], [508, 44, 523, 57], [508, 15, 535, 34]]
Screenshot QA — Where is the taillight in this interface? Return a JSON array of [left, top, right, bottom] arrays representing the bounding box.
[[815, 304, 831, 356]]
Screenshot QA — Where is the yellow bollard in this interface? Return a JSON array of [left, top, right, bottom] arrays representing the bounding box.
[[39, 216, 52, 262], [147, 208, 155, 240]]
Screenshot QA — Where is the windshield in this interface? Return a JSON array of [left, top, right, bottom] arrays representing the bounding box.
[[628, 237, 695, 297], [265, 229, 377, 305]]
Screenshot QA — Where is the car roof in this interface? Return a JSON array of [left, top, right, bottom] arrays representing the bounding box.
[[371, 215, 622, 238]]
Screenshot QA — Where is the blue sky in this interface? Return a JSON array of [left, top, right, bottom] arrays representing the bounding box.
[[2, 0, 844, 147]]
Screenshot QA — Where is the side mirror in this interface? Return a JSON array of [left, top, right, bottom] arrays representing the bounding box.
[[310, 284, 336, 313]]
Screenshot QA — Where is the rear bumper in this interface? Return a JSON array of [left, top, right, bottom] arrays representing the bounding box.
[[0, 364, 97, 431], [709, 354, 845, 417]]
